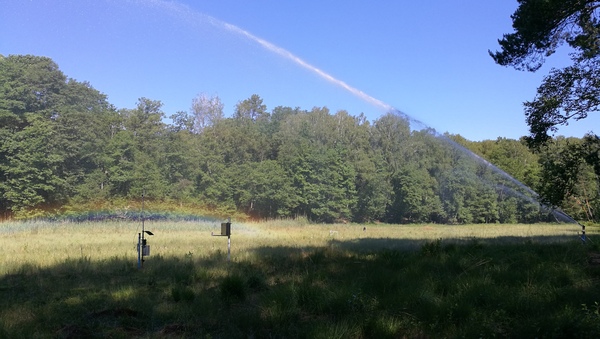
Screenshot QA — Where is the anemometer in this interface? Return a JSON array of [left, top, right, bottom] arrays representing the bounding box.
[[137, 191, 154, 269]]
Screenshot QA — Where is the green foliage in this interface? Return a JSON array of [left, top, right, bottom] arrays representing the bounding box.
[[0, 114, 66, 211], [234, 93, 267, 121], [1, 54, 598, 223], [490, 0, 600, 207], [489, 0, 599, 72], [535, 136, 600, 221], [220, 274, 247, 303], [171, 285, 196, 303], [230, 161, 297, 219], [0, 55, 116, 213]]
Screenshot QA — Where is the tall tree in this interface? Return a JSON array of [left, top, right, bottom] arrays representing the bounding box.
[[190, 93, 223, 133], [0, 114, 66, 214], [53, 80, 117, 200], [234, 94, 267, 121], [117, 98, 168, 198], [490, 0, 599, 146], [230, 161, 297, 219], [471, 137, 541, 189], [491, 2, 600, 218], [0, 55, 66, 129], [389, 164, 442, 223], [0, 55, 116, 215], [274, 108, 359, 222], [536, 136, 599, 221]]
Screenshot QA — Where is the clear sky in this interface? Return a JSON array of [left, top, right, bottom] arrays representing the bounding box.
[[1, 0, 597, 141]]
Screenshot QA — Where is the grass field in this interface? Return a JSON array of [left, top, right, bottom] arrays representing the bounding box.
[[1, 220, 600, 337]]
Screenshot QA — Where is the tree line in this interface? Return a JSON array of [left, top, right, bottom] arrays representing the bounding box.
[[1, 55, 598, 223]]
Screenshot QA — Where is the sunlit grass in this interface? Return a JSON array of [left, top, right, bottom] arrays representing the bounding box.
[[0, 220, 586, 274], [0, 220, 598, 337]]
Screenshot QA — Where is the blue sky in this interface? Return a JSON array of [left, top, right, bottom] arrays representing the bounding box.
[[1, 0, 597, 141]]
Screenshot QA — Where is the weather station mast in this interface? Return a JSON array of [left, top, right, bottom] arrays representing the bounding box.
[[212, 218, 232, 262], [137, 190, 154, 269]]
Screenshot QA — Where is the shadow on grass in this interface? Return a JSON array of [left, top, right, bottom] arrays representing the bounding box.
[[328, 233, 583, 253], [1, 236, 600, 338]]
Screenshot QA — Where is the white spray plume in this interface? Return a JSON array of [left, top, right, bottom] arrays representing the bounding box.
[[132, 0, 578, 225], [137, 0, 394, 113]]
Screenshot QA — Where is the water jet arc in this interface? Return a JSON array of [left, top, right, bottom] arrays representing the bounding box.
[[143, 0, 581, 227]]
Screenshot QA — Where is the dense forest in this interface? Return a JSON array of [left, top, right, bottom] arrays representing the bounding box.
[[1, 55, 598, 223]]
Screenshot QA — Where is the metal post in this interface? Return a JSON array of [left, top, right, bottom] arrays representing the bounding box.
[[227, 217, 231, 262], [141, 190, 145, 245], [141, 190, 145, 268], [581, 224, 586, 244], [212, 217, 232, 262], [137, 190, 152, 269], [137, 233, 141, 269]]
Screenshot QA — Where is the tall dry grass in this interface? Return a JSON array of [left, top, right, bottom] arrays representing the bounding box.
[[1, 220, 598, 337], [0, 220, 584, 275]]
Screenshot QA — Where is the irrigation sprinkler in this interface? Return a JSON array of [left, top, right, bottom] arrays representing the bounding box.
[[580, 223, 587, 244], [551, 207, 589, 244], [137, 190, 154, 269], [211, 218, 232, 262]]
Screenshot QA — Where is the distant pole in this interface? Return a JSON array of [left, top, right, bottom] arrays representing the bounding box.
[[142, 190, 145, 242], [137, 233, 141, 269], [581, 223, 586, 244], [141, 190, 145, 267], [212, 217, 232, 262], [227, 217, 231, 262]]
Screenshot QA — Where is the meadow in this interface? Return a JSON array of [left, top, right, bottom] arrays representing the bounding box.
[[1, 220, 600, 338]]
